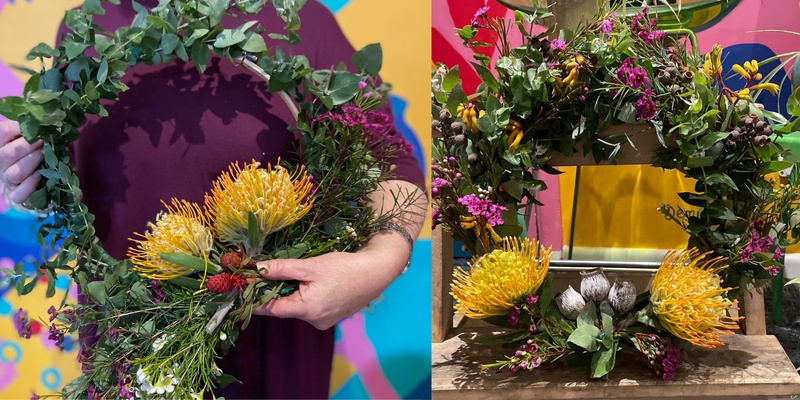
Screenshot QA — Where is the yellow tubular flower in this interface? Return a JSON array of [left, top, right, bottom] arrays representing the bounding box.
[[704, 45, 723, 79], [744, 59, 759, 74], [204, 160, 314, 256], [737, 88, 751, 100], [749, 83, 780, 95], [128, 199, 214, 280], [457, 103, 484, 132], [650, 249, 740, 348], [703, 55, 713, 78], [451, 237, 552, 318], [732, 64, 749, 80], [504, 120, 524, 152]]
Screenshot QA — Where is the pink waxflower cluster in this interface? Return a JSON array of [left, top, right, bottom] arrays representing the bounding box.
[[740, 221, 782, 272], [635, 89, 658, 121], [314, 104, 412, 156], [631, 9, 665, 44], [471, 6, 490, 28], [13, 308, 32, 339], [508, 340, 543, 372], [616, 58, 651, 90], [600, 13, 617, 34], [457, 194, 506, 226]]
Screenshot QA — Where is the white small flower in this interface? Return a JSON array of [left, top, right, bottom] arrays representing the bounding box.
[[219, 332, 228, 341], [152, 334, 170, 352], [213, 364, 223, 377]]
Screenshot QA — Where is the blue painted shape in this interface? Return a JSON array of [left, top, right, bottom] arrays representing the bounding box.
[[721, 44, 792, 118], [60, 335, 77, 352], [55, 275, 71, 291], [0, 212, 40, 246], [406, 373, 433, 400], [389, 95, 427, 181], [331, 373, 370, 400], [0, 299, 11, 316], [362, 239, 432, 399], [0, 341, 22, 364], [40, 367, 61, 390], [318, 0, 351, 14]]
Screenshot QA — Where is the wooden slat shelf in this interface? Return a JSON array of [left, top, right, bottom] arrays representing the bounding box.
[[432, 327, 800, 400]]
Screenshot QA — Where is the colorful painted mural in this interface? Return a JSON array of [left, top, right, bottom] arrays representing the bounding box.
[[433, 0, 799, 262], [0, 0, 431, 398]]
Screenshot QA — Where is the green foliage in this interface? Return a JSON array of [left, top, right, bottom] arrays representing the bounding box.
[[0, 1, 414, 398]]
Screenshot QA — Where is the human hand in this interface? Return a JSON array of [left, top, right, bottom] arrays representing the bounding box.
[[253, 230, 411, 330], [0, 120, 43, 205]]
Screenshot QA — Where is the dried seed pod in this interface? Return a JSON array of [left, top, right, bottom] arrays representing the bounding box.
[[657, 70, 671, 84], [555, 285, 586, 320], [580, 268, 610, 303], [439, 108, 452, 120], [753, 135, 770, 147], [450, 121, 464, 134], [607, 280, 637, 315]]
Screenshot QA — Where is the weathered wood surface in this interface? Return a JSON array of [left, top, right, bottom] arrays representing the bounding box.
[[432, 327, 800, 399], [548, 125, 662, 166], [433, 226, 455, 342], [741, 288, 768, 335]]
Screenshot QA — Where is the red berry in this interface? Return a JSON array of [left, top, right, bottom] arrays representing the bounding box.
[[220, 252, 243, 272], [207, 274, 235, 294]]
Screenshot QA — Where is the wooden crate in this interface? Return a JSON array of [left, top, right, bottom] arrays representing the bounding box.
[[432, 327, 800, 399]]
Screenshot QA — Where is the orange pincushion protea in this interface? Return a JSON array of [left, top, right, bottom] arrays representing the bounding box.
[[650, 249, 741, 348], [204, 160, 314, 256], [128, 199, 214, 280]]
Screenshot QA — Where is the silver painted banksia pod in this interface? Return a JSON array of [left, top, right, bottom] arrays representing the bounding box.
[[580, 267, 610, 303], [555, 285, 585, 320], [607, 280, 637, 315]]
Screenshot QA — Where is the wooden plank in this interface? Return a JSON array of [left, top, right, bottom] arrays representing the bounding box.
[[433, 226, 455, 342], [740, 288, 767, 335], [433, 327, 800, 399], [549, 0, 599, 32], [548, 125, 662, 166]]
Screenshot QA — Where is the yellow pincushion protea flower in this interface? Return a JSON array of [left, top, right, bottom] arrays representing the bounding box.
[[650, 249, 740, 348], [204, 160, 314, 256], [451, 237, 551, 318], [128, 199, 214, 280]]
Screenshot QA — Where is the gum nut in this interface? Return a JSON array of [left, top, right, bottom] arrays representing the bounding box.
[[580, 268, 610, 302], [439, 109, 452, 119], [607, 280, 637, 315], [555, 285, 586, 320]]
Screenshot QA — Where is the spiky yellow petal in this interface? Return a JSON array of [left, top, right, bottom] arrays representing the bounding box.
[[650, 249, 740, 348], [451, 237, 552, 318], [128, 199, 214, 280], [749, 83, 780, 95], [204, 160, 313, 256]]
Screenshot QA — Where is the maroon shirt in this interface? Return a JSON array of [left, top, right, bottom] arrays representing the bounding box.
[[57, 2, 422, 398]]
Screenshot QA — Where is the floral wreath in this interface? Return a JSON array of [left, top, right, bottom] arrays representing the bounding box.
[[0, 0, 414, 398], [432, 5, 800, 292]]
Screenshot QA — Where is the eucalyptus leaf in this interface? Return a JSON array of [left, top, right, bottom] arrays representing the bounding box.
[[352, 43, 382, 75]]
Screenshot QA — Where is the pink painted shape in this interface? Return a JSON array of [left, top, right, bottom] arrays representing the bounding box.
[[527, 172, 564, 253], [0, 60, 24, 123], [0, 360, 18, 391], [695, 0, 799, 74], [69, 283, 79, 300], [334, 312, 400, 399], [0, 0, 5, 15]]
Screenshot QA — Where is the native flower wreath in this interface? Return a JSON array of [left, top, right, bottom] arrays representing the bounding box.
[[452, 239, 740, 380], [0, 0, 416, 398], [431, 6, 800, 291]]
